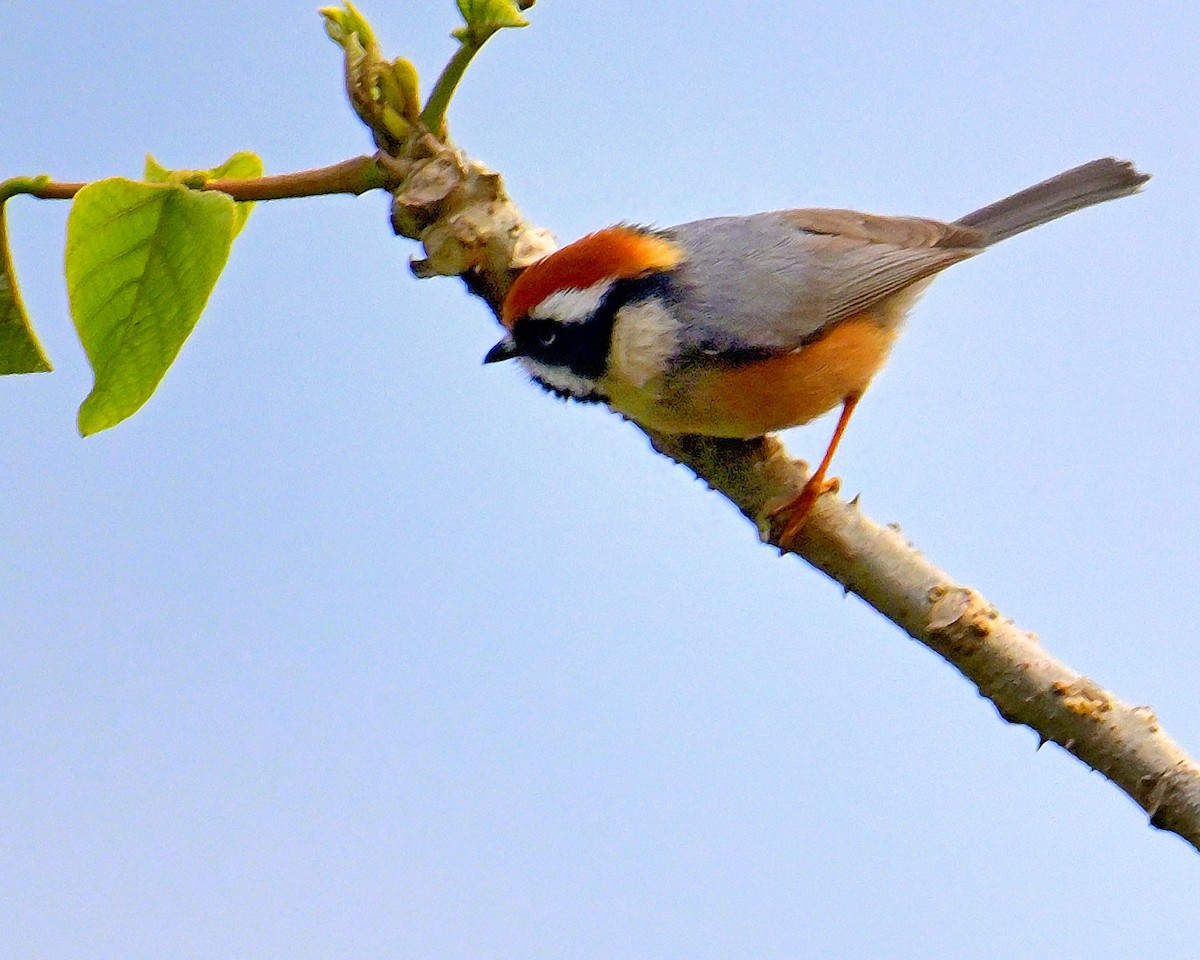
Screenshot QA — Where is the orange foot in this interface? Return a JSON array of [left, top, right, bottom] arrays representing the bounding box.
[[768, 475, 841, 550], [766, 394, 860, 551]]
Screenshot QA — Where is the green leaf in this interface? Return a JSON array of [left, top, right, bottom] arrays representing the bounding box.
[[209, 151, 263, 183], [320, 2, 377, 50], [0, 197, 52, 374], [453, 0, 529, 43], [144, 152, 263, 236], [389, 57, 422, 120], [65, 178, 237, 435], [143, 155, 172, 183]]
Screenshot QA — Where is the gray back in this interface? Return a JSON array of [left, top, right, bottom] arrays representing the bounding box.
[[664, 211, 980, 359], [661, 159, 1147, 360]]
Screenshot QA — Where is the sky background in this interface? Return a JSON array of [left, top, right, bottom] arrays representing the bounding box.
[[3, 2, 1198, 958]]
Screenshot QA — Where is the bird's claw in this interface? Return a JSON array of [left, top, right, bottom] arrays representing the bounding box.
[[768, 475, 841, 550]]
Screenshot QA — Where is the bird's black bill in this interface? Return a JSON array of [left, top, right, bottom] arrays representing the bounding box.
[[483, 337, 519, 364]]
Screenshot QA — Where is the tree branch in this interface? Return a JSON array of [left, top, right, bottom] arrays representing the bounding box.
[[653, 432, 1200, 850], [21, 154, 394, 203], [378, 129, 1200, 853]]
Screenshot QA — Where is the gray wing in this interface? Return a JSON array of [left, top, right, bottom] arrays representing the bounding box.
[[663, 209, 986, 358]]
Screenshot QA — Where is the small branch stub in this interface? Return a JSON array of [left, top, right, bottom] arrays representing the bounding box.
[[320, 3, 554, 305], [394, 143, 555, 285]]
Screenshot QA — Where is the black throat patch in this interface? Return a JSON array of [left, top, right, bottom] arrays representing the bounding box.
[[511, 271, 679, 387]]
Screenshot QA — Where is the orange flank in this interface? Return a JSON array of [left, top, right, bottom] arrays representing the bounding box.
[[657, 315, 896, 438], [502, 227, 683, 328]]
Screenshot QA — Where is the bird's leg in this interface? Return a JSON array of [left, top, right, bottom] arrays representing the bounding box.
[[769, 394, 860, 549]]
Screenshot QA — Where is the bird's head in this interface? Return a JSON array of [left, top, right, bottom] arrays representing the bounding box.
[[484, 226, 683, 402]]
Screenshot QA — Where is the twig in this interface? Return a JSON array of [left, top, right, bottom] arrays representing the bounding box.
[[19, 154, 394, 203]]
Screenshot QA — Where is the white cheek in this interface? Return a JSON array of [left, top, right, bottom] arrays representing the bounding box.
[[519, 357, 605, 399], [609, 300, 679, 389]]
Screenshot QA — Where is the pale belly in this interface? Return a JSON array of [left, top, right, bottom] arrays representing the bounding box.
[[604, 315, 897, 438]]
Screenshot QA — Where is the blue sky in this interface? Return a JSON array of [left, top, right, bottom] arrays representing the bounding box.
[[3, 2, 1198, 958]]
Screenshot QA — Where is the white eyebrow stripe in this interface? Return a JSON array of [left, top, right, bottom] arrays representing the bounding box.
[[528, 280, 614, 325]]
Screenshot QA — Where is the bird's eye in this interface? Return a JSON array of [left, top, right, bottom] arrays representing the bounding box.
[[518, 317, 563, 353]]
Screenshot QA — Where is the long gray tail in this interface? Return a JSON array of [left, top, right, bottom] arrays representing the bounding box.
[[955, 158, 1149, 246]]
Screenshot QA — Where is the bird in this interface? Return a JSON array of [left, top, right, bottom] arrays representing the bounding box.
[[484, 158, 1149, 547]]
